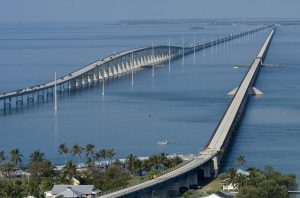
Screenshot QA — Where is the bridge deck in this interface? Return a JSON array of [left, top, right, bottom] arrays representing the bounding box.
[[207, 29, 276, 151], [0, 25, 272, 102], [0, 47, 145, 99], [98, 26, 277, 198], [100, 153, 216, 198]]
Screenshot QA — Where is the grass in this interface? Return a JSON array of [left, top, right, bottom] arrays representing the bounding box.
[[184, 177, 222, 198], [127, 175, 143, 186]]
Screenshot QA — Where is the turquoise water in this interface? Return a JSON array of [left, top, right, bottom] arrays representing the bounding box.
[[0, 21, 299, 190]]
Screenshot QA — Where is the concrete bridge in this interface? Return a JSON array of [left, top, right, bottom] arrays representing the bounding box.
[[0, 25, 273, 111], [99, 26, 277, 197]]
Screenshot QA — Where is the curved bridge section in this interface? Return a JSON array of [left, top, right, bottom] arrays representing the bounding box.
[[100, 153, 217, 198], [98, 25, 277, 198], [0, 25, 273, 110]]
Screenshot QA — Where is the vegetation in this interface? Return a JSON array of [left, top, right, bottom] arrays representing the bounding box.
[[0, 146, 183, 197], [219, 155, 297, 198], [183, 155, 297, 198], [235, 166, 297, 198]]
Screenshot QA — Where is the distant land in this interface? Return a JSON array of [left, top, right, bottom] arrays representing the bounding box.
[[114, 18, 300, 26]]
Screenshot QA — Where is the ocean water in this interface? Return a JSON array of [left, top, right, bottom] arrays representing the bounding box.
[[1, 21, 299, 191], [224, 25, 300, 193]]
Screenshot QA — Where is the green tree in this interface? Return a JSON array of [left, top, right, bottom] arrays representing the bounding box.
[[125, 154, 139, 174], [10, 148, 22, 168], [226, 168, 238, 186], [85, 156, 95, 168], [106, 149, 115, 160], [0, 180, 26, 198], [236, 155, 247, 167], [0, 150, 5, 165], [94, 163, 129, 191], [71, 144, 84, 168], [26, 160, 55, 184], [58, 143, 69, 165], [85, 144, 95, 158], [63, 160, 77, 180], [40, 177, 53, 192], [0, 162, 15, 178], [236, 165, 295, 198], [95, 149, 109, 168], [95, 150, 103, 168], [29, 150, 45, 164]]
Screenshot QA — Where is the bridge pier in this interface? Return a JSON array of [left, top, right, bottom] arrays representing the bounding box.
[[37, 90, 45, 102], [16, 95, 24, 106], [3, 98, 12, 110], [27, 93, 34, 104], [47, 88, 53, 99]]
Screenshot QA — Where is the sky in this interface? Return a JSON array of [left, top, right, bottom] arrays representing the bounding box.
[[0, 0, 299, 22]]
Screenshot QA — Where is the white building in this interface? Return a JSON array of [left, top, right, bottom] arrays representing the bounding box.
[[45, 185, 101, 198]]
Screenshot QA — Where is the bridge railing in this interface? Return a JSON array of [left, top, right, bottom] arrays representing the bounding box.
[[205, 27, 276, 150], [100, 159, 192, 196], [205, 26, 276, 150]]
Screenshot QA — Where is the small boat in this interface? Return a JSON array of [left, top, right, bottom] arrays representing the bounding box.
[[233, 66, 239, 69], [157, 140, 169, 145]]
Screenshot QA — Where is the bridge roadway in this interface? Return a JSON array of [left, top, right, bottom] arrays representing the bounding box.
[[0, 25, 273, 109], [204, 27, 276, 165], [100, 153, 217, 198], [99, 27, 277, 197]]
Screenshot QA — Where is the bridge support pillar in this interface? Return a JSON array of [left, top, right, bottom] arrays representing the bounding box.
[[187, 172, 198, 186], [121, 64, 127, 73], [212, 156, 220, 177], [103, 69, 108, 78], [81, 75, 88, 86], [27, 94, 34, 104], [150, 188, 168, 198], [117, 65, 122, 75], [108, 67, 114, 77], [93, 72, 97, 82], [3, 98, 12, 110], [201, 160, 215, 178], [87, 73, 92, 83], [133, 60, 138, 69], [16, 95, 24, 106], [113, 66, 118, 76]]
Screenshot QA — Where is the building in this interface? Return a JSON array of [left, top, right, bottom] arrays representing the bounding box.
[[222, 169, 249, 191], [202, 192, 236, 198], [45, 185, 101, 198]]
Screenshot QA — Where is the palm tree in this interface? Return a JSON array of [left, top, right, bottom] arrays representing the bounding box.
[[225, 168, 237, 186], [158, 153, 168, 166], [99, 149, 107, 161], [126, 154, 138, 174], [58, 143, 69, 165], [106, 149, 115, 160], [0, 150, 5, 165], [29, 150, 45, 164], [85, 156, 95, 168], [10, 148, 23, 168], [63, 160, 77, 179], [95, 150, 104, 168], [85, 144, 95, 158], [236, 155, 247, 168], [71, 144, 84, 168]]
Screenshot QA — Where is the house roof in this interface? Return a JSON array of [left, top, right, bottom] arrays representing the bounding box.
[[57, 188, 83, 198], [51, 185, 98, 195], [202, 192, 235, 198], [237, 169, 249, 176]]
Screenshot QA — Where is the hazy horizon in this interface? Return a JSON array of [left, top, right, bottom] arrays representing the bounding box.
[[1, 0, 300, 23]]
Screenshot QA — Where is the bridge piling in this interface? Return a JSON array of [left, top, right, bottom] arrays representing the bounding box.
[[0, 25, 274, 113]]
